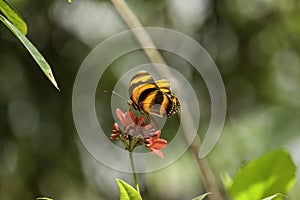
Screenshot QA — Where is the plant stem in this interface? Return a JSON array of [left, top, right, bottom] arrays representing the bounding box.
[[190, 134, 224, 200], [129, 151, 140, 194], [110, 0, 165, 64]]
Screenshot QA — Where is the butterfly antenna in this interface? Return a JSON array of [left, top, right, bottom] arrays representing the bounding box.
[[112, 91, 128, 103]]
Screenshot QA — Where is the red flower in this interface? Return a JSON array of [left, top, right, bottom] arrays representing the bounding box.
[[145, 130, 167, 158], [116, 108, 135, 128], [111, 109, 167, 158], [115, 109, 156, 138]]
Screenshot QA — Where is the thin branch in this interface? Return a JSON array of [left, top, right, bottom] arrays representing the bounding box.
[[190, 132, 224, 200], [110, 0, 224, 199], [110, 0, 165, 65]]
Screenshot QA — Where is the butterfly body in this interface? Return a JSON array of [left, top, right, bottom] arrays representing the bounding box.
[[128, 70, 180, 119]]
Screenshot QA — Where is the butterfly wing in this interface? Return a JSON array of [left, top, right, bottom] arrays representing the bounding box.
[[156, 79, 180, 117], [129, 70, 180, 118], [155, 79, 171, 94], [129, 70, 157, 105], [139, 90, 167, 117], [165, 94, 180, 117]]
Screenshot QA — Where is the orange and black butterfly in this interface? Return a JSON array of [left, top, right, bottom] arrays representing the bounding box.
[[128, 70, 180, 120]]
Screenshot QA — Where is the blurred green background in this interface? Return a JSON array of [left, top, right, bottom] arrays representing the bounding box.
[[1, 0, 300, 199]]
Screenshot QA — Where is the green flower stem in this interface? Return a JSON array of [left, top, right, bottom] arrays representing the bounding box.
[[119, 134, 129, 150], [129, 151, 140, 194]]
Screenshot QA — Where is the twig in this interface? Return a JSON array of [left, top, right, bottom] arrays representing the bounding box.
[[110, 0, 224, 199], [110, 0, 165, 65], [190, 132, 224, 200]]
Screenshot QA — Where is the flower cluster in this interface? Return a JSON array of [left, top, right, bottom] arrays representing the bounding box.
[[110, 109, 167, 158]]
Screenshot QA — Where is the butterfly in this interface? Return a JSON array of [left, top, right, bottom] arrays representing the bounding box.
[[128, 70, 180, 121]]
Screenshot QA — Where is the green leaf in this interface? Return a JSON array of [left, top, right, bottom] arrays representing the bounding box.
[[221, 172, 233, 190], [262, 193, 287, 200], [227, 148, 296, 200], [36, 197, 53, 200], [0, 14, 60, 90], [192, 192, 211, 200], [116, 179, 142, 200], [0, 0, 27, 34]]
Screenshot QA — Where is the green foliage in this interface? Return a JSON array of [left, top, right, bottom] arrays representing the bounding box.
[[262, 193, 287, 200], [0, 0, 27, 34], [192, 192, 211, 200], [36, 197, 53, 200], [0, 14, 59, 90], [225, 149, 296, 200], [116, 179, 142, 200]]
